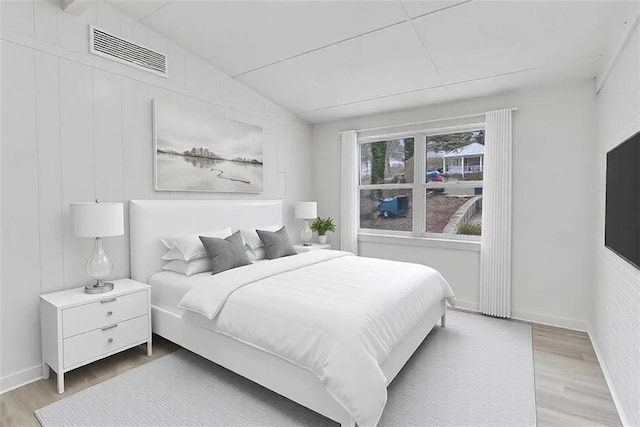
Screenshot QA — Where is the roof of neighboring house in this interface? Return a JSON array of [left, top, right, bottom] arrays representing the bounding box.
[[443, 142, 485, 158], [426, 150, 446, 158]]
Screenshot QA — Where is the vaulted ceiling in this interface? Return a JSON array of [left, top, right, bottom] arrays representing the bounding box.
[[107, 1, 639, 124]]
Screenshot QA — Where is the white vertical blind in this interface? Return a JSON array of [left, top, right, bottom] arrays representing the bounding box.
[[479, 108, 513, 318], [340, 130, 359, 254]]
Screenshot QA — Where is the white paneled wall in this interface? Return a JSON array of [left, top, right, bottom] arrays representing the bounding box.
[[0, 0, 311, 392], [1, 40, 42, 387], [592, 20, 640, 426]]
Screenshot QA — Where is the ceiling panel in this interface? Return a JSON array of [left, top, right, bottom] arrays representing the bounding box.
[[413, 0, 611, 84], [238, 22, 443, 113], [597, 1, 640, 78], [105, 0, 628, 125], [233, 61, 342, 115], [106, 0, 170, 21], [139, 1, 408, 77], [400, 1, 470, 18], [298, 86, 451, 124], [446, 57, 601, 102]]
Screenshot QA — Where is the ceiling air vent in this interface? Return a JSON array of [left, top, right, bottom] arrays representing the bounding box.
[[89, 25, 167, 78]]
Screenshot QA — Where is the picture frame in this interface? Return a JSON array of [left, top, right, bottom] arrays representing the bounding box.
[[153, 99, 263, 193]]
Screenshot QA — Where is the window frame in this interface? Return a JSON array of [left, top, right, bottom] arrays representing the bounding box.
[[357, 123, 485, 243], [358, 132, 416, 237]]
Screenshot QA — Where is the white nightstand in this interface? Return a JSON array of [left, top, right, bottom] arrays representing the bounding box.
[[293, 243, 332, 253], [40, 279, 152, 393]]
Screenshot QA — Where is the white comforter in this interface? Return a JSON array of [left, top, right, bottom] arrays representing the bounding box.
[[178, 251, 455, 427]]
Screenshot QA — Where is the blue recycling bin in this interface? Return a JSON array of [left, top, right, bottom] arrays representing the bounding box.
[[378, 195, 409, 218]]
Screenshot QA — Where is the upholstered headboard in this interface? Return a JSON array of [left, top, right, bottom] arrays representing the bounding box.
[[129, 199, 283, 283]]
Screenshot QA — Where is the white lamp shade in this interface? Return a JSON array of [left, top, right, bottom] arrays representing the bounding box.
[[295, 202, 317, 219], [71, 202, 124, 237]]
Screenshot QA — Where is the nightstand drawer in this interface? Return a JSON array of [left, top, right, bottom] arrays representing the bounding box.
[[63, 315, 149, 369], [62, 291, 148, 338]]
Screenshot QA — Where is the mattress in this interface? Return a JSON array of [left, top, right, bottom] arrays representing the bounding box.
[[149, 259, 271, 315], [148, 271, 206, 315]]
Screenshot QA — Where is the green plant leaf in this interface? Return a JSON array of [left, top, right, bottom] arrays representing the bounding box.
[[311, 217, 336, 234]]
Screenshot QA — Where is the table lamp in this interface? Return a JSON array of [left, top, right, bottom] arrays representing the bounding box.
[[70, 201, 124, 294], [295, 201, 317, 246]]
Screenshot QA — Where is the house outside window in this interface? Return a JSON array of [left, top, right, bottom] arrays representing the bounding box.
[[359, 128, 484, 240], [442, 142, 484, 176]]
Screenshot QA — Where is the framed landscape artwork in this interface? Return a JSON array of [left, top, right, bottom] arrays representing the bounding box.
[[153, 99, 263, 193]]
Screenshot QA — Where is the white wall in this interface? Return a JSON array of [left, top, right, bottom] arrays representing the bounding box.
[[0, 0, 311, 392], [311, 80, 596, 330], [592, 16, 640, 426]]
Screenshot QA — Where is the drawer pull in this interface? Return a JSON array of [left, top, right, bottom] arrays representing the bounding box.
[[107, 311, 113, 316], [108, 338, 114, 343], [100, 298, 117, 304], [101, 324, 118, 331]]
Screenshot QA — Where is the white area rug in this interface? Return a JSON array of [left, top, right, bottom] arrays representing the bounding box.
[[35, 310, 536, 426]]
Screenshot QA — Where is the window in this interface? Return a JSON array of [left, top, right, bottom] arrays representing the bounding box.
[[359, 138, 414, 233], [358, 129, 484, 240], [425, 130, 484, 237]]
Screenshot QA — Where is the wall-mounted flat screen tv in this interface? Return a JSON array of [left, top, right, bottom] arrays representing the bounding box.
[[605, 130, 640, 269]]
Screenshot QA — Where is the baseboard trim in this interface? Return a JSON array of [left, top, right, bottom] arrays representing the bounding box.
[[452, 302, 589, 332], [588, 323, 631, 427], [452, 299, 479, 312], [0, 365, 43, 395], [510, 310, 589, 332]]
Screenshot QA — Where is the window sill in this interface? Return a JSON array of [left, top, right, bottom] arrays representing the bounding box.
[[358, 232, 481, 252]]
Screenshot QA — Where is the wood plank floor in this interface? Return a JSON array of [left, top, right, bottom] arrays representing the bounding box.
[[1, 319, 622, 426], [531, 324, 621, 426]]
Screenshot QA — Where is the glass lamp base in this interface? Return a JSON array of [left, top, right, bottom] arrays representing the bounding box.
[[85, 281, 114, 294], [300, 219, 313, 247], [84, 237, 114, 294]]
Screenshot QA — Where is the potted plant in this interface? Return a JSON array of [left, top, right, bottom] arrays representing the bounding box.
[[311, 217, 336, 244]]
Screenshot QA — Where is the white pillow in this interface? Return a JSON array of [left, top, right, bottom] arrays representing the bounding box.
[[161, 227, 232, 261], [162, 258, 212, 276], [240, 225, 281, 250], [247, 247, 267, 261]]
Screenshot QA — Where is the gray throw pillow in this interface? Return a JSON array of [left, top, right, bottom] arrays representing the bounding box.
[[199, 231, 251, 275], [256, 226, 297, 260]]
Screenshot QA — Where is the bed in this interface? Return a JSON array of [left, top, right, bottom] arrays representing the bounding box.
[[129, 199, 454, 427]]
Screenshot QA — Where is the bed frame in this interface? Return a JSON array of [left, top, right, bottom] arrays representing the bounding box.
[[129, 200, 446, 427]]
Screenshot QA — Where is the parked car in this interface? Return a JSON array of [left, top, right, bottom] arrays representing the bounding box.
[[426, 170, 443, 182]]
